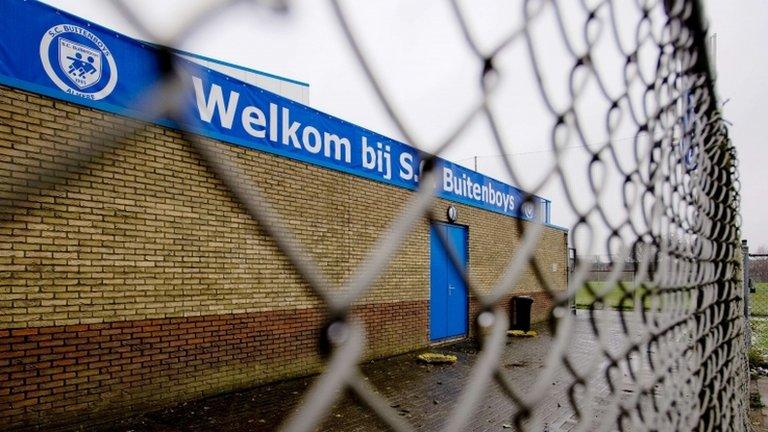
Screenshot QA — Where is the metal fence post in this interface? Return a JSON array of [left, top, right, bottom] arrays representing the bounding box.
[[743, 239, 750, 349], [568, 247, 576, 314]]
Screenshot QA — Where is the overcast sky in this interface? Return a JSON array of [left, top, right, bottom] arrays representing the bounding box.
[[40, 0, 768, 254]]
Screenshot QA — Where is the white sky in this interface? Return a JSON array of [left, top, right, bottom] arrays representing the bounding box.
[[39, 0, 768, 253]]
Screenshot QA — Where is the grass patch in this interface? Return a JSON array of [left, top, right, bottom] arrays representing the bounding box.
[[749, 346, 768, 368], [750, 283, 768, 317], [750, 283, 768, 358], [752, 317, 768, 357], [574, 282, 648, 310]]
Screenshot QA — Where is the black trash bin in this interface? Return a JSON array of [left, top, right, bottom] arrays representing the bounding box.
[[511, 296, 534, 332]]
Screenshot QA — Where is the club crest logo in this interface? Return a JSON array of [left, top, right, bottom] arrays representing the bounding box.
[[59, 38, 101, 89], [40, 25, 117, 100], [522, 202, 535, 219]]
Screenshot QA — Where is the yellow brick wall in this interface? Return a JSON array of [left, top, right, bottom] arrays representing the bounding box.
[[0, 83, 569, 430], [0, 84, 567, 328]]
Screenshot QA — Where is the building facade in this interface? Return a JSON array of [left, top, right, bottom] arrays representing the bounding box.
[[0, 1, 568, 429]]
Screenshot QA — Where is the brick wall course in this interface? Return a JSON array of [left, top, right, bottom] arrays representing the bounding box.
[[0, 84, 567, 429], [0, 301, 428, 430]]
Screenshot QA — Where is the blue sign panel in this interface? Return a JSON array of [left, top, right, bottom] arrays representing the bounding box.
[[0, 0, 551, 223]]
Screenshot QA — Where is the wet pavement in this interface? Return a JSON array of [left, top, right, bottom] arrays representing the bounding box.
[[107, 311, 642, 432]]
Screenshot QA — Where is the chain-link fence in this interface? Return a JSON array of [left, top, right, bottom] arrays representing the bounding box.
[[2, 0, 746, 431], [748, 253, 768, 364]]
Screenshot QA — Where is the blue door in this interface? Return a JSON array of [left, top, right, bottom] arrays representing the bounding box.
[[430, 223, 468, 341]]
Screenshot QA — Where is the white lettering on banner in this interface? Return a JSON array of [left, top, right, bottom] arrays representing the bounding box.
[[192, 77, 238, 129], [281, 107, 302, 149], [192, 76, 357, 166], [361, 136, 391, 180], [302, 126, 322, 154], [269, 103, 278, 142], [189, 76, 536, 219], [361, 136, 375, 171], [323, 133, 352, 163], [241, 106, 266, 138], [443, 167, 517, 213], [399, 152, 414, 180]]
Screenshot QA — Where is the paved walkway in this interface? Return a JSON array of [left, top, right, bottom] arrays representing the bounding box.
[[110, 311, 646, 432], [753, 378, 768, 431]]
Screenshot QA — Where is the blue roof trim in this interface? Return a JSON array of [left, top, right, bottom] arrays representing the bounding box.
[[161, 47, 310, 88], [545, 224, 569, 233]]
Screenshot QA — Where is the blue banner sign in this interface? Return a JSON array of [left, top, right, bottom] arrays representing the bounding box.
[[0, 0, 551, 223]]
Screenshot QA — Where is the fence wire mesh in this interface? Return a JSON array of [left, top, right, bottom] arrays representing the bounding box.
[[748, 254, 768, 367], [3, 0, 746, 431]]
